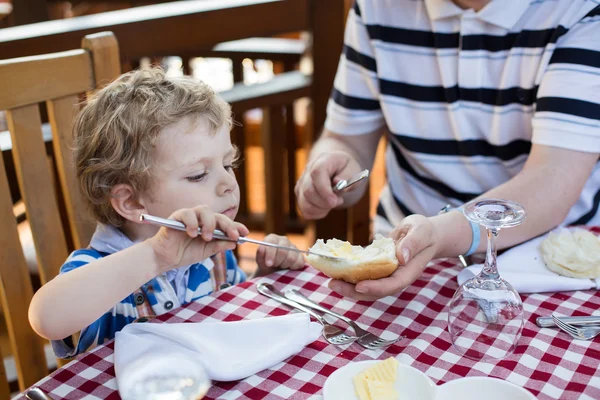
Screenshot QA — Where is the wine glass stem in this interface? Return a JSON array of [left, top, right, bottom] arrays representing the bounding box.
[[481, 227, 499, 279]]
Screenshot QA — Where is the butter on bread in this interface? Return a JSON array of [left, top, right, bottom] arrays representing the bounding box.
[[540, 229, 600, 279], [306, 235, 398, 283], [353, 357, 399, 400]]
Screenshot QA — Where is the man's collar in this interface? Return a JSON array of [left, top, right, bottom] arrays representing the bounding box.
[[425, 0, 531, 30]]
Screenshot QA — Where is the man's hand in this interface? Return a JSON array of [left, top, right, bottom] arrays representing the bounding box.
[[295, 150, 363, 219], [328, 215, 440, 300]]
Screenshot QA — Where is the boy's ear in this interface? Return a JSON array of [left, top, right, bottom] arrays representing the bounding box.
[[110, 184, 146, 223]]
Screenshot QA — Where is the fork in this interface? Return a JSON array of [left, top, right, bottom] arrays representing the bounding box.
[[285, 289, 403, 349], [552, 314, 600, 341], [256, 283, 358, 346]]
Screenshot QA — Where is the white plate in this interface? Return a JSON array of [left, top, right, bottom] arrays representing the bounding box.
[[323, 360, 537, 400], [322, 360, 437, 400]]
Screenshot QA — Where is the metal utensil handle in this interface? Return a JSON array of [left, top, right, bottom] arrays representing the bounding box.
[[25, 388, 54, 400], [238, 236, 310, 256], [140, 214, 235, 242], [537, 315, 600, 328], [333, 169, 369, 193], [139, 214, 340, 258], [257, 283, 326, 324], [345, 169, 369, 187], [285, 289, 352, 325]]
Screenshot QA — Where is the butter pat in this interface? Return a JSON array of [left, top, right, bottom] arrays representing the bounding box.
[[353, 357, 399, 400]]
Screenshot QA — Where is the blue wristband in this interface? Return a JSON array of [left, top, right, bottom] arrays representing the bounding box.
[[465, 219, 481, 256]]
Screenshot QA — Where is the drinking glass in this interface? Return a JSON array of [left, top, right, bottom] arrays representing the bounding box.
[[121, 351, 211, 400], [448, 198, 526, 360]]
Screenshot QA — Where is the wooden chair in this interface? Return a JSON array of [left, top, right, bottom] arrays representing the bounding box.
[[0, 31, 120, 395]]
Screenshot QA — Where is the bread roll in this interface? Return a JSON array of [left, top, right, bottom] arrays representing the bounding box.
[[540, 229, 600, 279], [306, 235, 398, 283]]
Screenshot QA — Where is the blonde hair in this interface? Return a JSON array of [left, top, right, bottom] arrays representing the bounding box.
[[74, 67, 232, 227]]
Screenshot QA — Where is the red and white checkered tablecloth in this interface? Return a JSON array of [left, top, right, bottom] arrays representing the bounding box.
[[16, 258, 600, 400]]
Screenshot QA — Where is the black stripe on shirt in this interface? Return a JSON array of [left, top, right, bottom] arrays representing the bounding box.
[[380, 80, 538, 106], [583, 5, 600, 18], [536, 97, 600, 121], [389, 139, 479, 202], [461, 27, 568, 52], [366, 25, 458, 48], [391, 195, 415, 217], [377, 194, 414, 220], [571, 185, 600, 225], [344, 45, 377, 72], [366, 25, 568, 52], [392, 133, 532, 161], [549, 48, 600, 69], [353, 0, 361, 18], [332, 89, 380, 110]]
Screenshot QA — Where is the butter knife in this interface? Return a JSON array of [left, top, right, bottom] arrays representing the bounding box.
[[536, 315, 600, 328], [25, 387, 54, 400], [140, 214, 343, 260]]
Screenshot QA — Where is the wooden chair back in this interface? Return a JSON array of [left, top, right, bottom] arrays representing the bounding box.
[[0, 31, 120, 395]]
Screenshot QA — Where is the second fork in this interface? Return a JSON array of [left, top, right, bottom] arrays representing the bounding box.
[[257, 283, 357, 346], [285, 289, 403, 349], [552, 314, 600, 341]]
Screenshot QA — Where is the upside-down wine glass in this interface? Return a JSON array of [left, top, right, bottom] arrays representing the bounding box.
[[448, 198, 526, 361]]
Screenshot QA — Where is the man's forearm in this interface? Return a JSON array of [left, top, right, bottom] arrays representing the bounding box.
[[433, 145, 598, 258]]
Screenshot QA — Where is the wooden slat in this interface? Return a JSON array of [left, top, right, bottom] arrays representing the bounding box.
[[190, 37, 305, 63], [0, 151, 47, 392], [348, 183, 371, 246], [221, 71, 311, 112], [236, 213, 305, 234], [81, 31, 121, 91], [261, 106, 286, 234], [0, 361, 8, 400], [10, 0, 48, 25], [6, 105, 69, 283], [231, 112, 249, 217], [47, 96, 96, 249], [0, 0, 309, 61], [310, 0, 348, 241], [284, 60, 298, 220], [0, 50, 93, 110]]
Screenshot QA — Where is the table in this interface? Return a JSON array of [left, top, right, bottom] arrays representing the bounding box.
[[16, 258, 600, 399]]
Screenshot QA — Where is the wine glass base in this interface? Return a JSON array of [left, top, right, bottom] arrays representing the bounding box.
[[450, 328, 520, 361]]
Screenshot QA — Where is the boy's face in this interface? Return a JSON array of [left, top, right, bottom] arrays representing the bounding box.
[[142, 116, 240, 220]]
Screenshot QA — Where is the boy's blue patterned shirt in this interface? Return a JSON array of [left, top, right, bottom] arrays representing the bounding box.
[[51, 224, 246, 358]]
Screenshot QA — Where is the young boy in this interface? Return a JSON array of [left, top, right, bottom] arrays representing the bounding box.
[[28, 68, 305, 358]]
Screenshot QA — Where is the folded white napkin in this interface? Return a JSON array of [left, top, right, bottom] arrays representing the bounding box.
[[114, 313, 321, 396], [457, 234, 600, 293]]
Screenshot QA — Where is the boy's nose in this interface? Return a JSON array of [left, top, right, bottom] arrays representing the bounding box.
[[218, 170, 237, 195]]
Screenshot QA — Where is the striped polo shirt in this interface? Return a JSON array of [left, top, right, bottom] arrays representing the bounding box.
[[325, 0, 600, 235]]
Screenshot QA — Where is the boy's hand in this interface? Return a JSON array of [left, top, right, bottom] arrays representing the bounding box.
[[148, 205, 249, 273], [255, 234, 305, 275]]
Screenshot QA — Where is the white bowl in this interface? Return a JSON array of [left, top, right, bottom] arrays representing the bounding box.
[[436, 376, 536, 400]]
